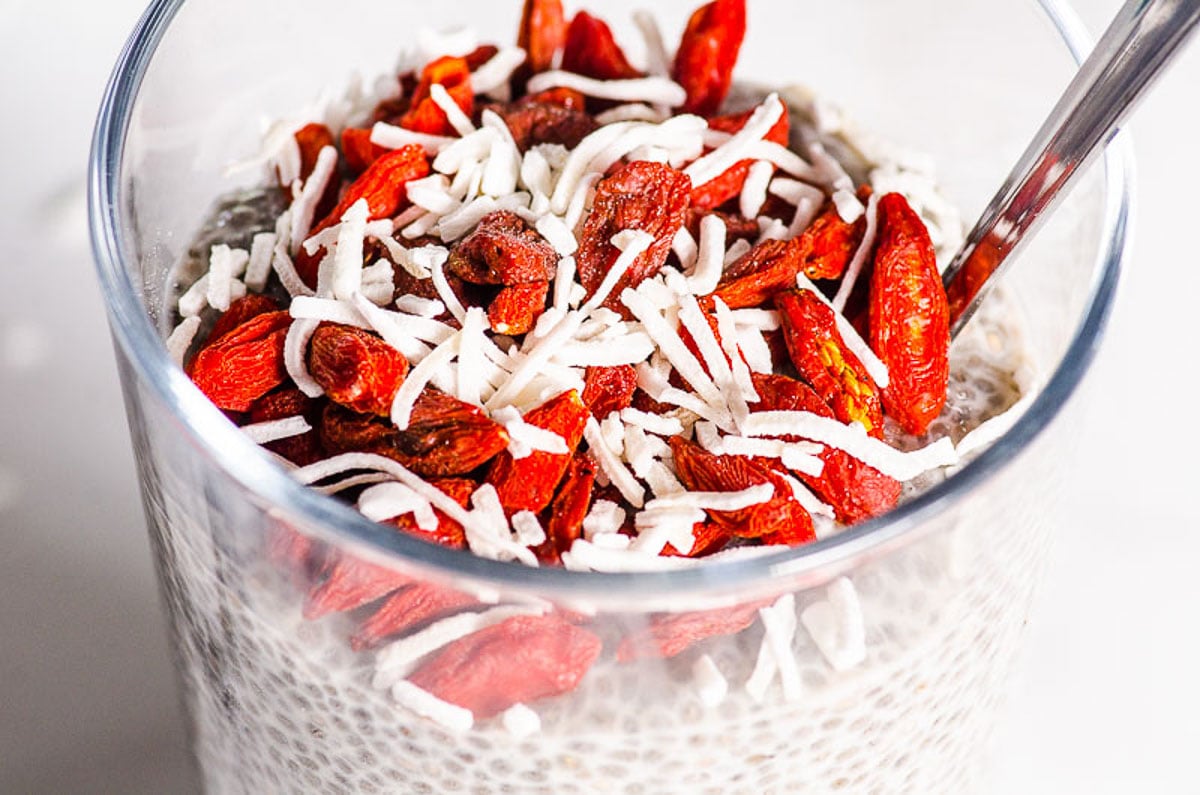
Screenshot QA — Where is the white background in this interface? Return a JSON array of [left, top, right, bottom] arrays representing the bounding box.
[[0, 1, 1197, 792]]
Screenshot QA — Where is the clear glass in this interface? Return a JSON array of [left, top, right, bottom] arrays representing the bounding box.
[[90, 1, 1130, 792]]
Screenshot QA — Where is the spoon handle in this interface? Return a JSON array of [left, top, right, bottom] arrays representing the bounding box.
[[943, 0, 1200, 337]]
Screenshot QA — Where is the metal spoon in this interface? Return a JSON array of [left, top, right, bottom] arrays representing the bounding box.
[[943, 0, 1200, 338]]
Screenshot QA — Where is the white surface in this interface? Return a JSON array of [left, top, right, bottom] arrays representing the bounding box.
[[0, 1, 1196, 792]]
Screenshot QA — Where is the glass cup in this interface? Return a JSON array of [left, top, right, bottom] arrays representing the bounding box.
[[90, 0, 1130, 792]]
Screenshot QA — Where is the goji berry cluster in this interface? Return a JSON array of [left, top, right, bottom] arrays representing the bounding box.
[[175, 0, 958, 723]]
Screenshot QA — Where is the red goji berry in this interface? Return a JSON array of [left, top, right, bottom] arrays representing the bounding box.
[[463, 45, 500, 72], [869, 193, 950, 435], [576, 161, 692, 311], [303, 554, 411, 620], [517, 86, 588, 111], [408, 615, 602, 718], [536, 454, 595, 564], [488, 280, 550, 336], [518, 0, 567, 75], [400, 56, 474, 136], [562, 12, 641, 81], [797, 194, 870, 281], [662, 521, 731, 558], [205, 294, 279, 346], [616, 601, 767, 662], [672, 0, 747, 117], [351, 582, 480, 651], [320, 390, 509, 478], [308, 323, 409, 417], [713, 237, 805, 309], [447, 210, 558, 285], [581, 365, 638, 419], [685, 208, 760, 244], [776, 289, 885, 437], [669, 436, 814, 541], [487, 390, 589, 514], [292, 122, 335, 182], [489, 101, 599, 152], [340, 127, 389, 174], [187, 311, 292, 412]]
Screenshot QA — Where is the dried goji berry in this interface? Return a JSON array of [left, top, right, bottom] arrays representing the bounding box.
[[536, 454, 595, 564], [340, 127, 389, 174], [690, 104, 789, 210], [713, 237, 805, 309], [447, 210, 558, 285], [386, 477, 475, 550], [685, 208, 760, 244], [248, 386, 326, 466], [669, 436, 814, 541], [187, 311, 292, 412], [463, 45, 500, 72], [292, 122, 335, 182], [205, 293, 279, 346], [869, 193, 950, 435], [581, 365, 638, 418], [351, 582, 480, 651], [562, 12, 641, 81], [750, 372, 900, 523], [489, 101, 599, 152], [517, 0, 567, 75], [320, 390, 509, 478], [776, 289, 884, 437], [488, 280, 549, 335], [400, 56, 474, 136], [797, 200, 869, 281], [486, 390, 589, 514], [408, 615, 602, 719], [299, 145, 430, 286], [308, 323, 410, 417], [303, 554, 411, 620], [517, 86, 588, 111], [616, 600, 767, 662], [672, 0, 747, 116], [576, 161, 692, 310]]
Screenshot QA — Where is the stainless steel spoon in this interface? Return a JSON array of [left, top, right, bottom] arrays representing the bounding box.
[[943, 0, 1200, 338]]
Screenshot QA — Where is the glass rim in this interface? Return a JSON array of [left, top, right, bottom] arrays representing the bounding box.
[[88, 0, 1133, 601]]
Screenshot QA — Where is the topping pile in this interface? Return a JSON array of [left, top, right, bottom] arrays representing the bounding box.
[[174, 0, 960, 576]]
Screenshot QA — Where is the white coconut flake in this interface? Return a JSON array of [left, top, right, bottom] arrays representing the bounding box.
[[431, 258, 468, 325], [176, 275, 209, 318], [391, 332, 462, 428], [582, 499, 626, 541], [454, 307, 488, 406], [390, 681, 474, 734], [723, 238, 753, 267], [672, 226, 699, 273], [649, 483, 774, 513], [686, 214, 727, 296], [394, 295, 445, 318], [632, 8, 672, 75], [761, 594, 803, 702], [205, 245, 248, 312], [795, 271, 889, 389], [595, 103, 669, 125], [330, 199, 370, 301], [511, 511, 547, 548], [808, 140, 855, 193], [289, 146, 339, 253], [358, 481, 438, 530], [407, 174, 460, 215], [480, 126, 521, 198], [620, 407, 684, 437], [552, 256, 577, 312], [537, 215, 579, 256], [166, 316, 201, 366], [471, 47, 527, 97], [241, 416, 312, 446], [740, 160, 776, 220], [832, 188, 865, 223], [742, 411, 957, 481], [527, 71, 687, 107], [692, 654, 729, 708], [272, 237, 316, 299], [584, 416, 645, 508], [284, 318, 324, 397], [370, 122, 456, 155], [831, 192, 881, 313], [801, 577, 867, 672], [243, 232, 276, 293], [485, 311, 583, 410]]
